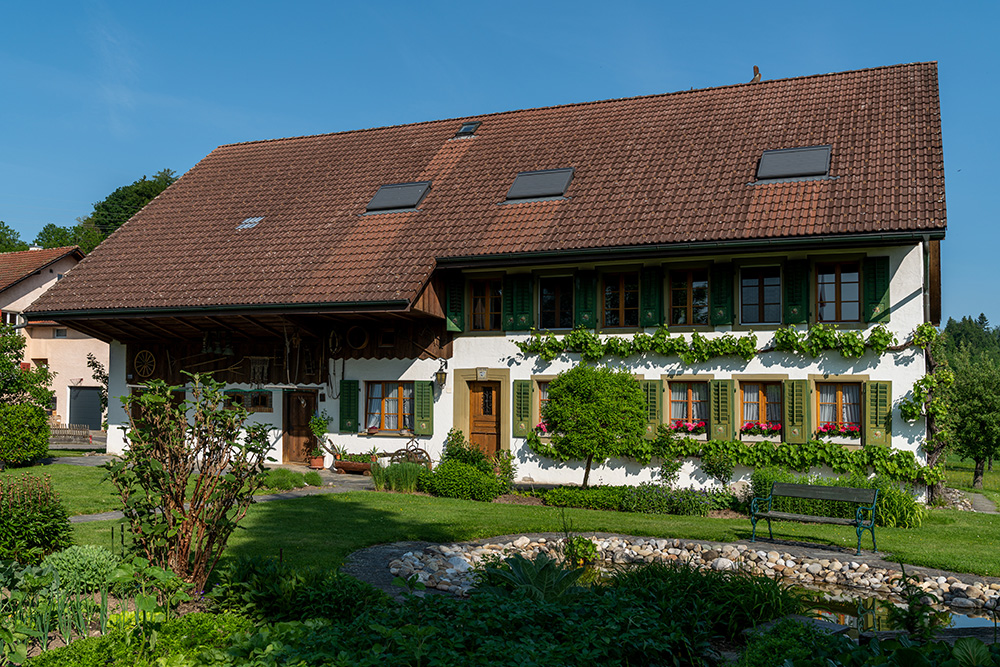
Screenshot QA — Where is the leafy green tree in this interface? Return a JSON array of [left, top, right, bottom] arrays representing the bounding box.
[[0, 324, 53, 466], [107, 372, 271, 590], [33, 223, 77, 249], [90, 169, 177, 237], [535, 364, 647, 488], [948, 347, 1000, 488], [0, 221, 28, 253], [943, 314, 1000, 364]]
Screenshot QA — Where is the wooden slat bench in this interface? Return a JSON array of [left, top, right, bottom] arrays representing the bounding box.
[[750, 482, 879, 556]]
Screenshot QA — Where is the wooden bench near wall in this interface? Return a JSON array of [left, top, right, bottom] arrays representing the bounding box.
[[750, 482, 879, 556]]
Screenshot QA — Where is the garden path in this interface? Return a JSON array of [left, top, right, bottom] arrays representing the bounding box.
[[968, 492, 999, 514]]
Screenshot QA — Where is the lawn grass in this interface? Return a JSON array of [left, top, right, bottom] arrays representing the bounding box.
[[1, 463, 120, 515], [70, 491, 1000, 577], [944, 454, 1000, 506]]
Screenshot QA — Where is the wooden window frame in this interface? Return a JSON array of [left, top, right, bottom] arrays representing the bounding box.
[[538, 276, 574, 330], [470, 278, 503, 331], [669, 268, 710, 326], [601, 271, 640, 328], [248, 391, 273, 413], [816, 261, 861, 323], [365, 381, 415, 432], [668, 380, 709, 422], [816, 382, 862, 428], [739, 266, 782, 325], [739, 381, 783, 426]]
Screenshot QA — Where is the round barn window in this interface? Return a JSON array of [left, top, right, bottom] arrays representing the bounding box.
[[346, 326, 369, 350]]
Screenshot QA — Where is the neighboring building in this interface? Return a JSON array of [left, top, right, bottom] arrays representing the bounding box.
[[28, 62, 945, 486], [1, 246, 110, 429]]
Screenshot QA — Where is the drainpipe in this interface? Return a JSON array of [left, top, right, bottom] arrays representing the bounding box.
[[11, 313, 29, 330], [921, 235, 930, 324]]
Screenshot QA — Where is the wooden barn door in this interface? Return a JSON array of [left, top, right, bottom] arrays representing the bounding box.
[[284, 391, 316, 464], [469, 381, 501, 457]]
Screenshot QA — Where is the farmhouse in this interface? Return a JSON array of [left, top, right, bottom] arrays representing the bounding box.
[[27, 62, 945, 486]]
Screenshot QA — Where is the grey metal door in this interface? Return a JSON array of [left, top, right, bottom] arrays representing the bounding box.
[[69, 387, 102, 430]]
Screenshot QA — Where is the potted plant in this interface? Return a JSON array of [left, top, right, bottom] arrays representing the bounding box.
[[308, 411, 332, 470], [368, 445, 381, 463]]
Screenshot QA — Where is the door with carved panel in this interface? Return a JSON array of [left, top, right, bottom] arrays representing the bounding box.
[[469, 381, 501, 457], [284, 391, 316, 463]]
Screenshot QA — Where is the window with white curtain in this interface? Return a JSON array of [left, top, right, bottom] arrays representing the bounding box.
[[818, 383, 861, 427], [670, 382, 708, 422], [741, 382, 782, 424], [366, 382, 414, 431]]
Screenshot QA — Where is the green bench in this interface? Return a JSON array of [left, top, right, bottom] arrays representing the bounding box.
[[750, 482, 879, 556]]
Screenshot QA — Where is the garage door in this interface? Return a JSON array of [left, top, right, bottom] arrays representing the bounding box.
[[69, 387, 103, 430]]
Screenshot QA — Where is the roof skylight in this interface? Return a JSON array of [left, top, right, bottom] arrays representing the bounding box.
[[503, 168, 575, 203], [756, 145, 832, 182], [236, 216, 264, 230], [366, 181, 432, 213], [454, 121, 481, 138]]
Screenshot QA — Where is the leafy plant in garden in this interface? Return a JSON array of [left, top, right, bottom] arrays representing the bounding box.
[[0, 323, 53, 467], [41, 545, 120, 593], [0, 474, 71, 564], [107, 372, 272, 591], [528, 364, 647, 488]]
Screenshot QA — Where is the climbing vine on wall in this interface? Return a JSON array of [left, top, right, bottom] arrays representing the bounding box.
[[514, 323, 902, 364], [525, 427, 943, 485]]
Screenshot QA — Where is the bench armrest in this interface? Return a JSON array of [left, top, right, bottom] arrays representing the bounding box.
[[855, 496, 878, 527], [751, 496, 772, 515]]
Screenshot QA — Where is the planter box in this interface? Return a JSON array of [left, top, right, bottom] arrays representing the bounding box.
[[334, 460, 372, 476]]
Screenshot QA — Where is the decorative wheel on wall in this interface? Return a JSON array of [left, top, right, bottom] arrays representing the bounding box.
[[134, 349, 156, 378]]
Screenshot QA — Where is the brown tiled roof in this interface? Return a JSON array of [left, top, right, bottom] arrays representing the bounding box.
[[29, 62, 945, 315], [0, 246, 82, 293]]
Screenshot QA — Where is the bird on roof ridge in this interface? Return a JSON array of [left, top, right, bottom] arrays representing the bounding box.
[[750, 65, 761, 83]]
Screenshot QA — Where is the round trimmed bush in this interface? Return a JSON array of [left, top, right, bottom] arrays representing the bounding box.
[[428, 459, 503, 501], [0, 474, 71, 564], [0, 403, 49, 466], [42, 545, 120, 593]]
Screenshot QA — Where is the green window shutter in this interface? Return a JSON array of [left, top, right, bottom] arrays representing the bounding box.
[[503, 275, 534, 331], [445, 275, 465, 332], [574, 271, 597, 329], [863, 257, 891, 323], [783, 379, 810, 444], [640, 267, 664, 327], [863, 380, 892, 446], [339, 380, 359, 433], [413, 381, 434, 436], [710, 264, 734, 326], [783, 260, 810, 324], [513, 380, 533, 437], [709, 379, 735, 440], [641, 379, 663, 439]]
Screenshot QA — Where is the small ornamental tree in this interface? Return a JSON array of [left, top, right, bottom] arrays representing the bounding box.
[[949, 348, 1000, 488], [107, 372, 271, 590], [534, 364, 646, 488], [0, 323, 53, 467]]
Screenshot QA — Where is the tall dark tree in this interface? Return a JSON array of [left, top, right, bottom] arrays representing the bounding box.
[[33, 223, 77, 249], [90, 169, 177, 236], [0, 221, 28, 253]]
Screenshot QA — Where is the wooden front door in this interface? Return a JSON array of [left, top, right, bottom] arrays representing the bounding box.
[[469, 381, 501, 457], [284, 391, 316, 463]]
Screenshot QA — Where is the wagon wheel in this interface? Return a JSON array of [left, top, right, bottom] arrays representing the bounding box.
[[134, 349, 156, 378]]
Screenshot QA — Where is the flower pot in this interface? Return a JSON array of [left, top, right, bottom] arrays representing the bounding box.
[[334, 460, 372, 475], [309, 455, 326, 470]]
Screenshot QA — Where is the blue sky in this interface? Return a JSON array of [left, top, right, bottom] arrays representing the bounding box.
[[0, 1, 995, 326]]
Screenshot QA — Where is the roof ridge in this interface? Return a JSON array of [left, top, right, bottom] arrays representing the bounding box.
[[216, 62, 937, 150], [0, 244, 80, 257]]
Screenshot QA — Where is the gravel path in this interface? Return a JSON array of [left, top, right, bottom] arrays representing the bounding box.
[[968, 492, 999, 514]]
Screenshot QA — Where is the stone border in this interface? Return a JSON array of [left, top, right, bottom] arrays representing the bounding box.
[[388, 534, 1000, 617]]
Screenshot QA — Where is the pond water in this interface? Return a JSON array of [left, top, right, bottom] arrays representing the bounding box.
[[803, 588, 998, 633]]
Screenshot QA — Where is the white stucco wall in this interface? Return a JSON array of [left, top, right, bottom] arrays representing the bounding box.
[[104, 244, 930, 488]]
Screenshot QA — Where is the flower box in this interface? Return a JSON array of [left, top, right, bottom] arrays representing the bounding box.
[[740, 421, 783, 438], [668, 420, 707, 436], [816, 423, 861, 439]]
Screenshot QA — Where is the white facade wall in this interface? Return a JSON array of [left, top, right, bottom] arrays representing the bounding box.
[[105, 244, 930, 488]]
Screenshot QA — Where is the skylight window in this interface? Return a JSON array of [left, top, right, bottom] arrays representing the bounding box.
[[366, 181, 432, 213], [755, 145, 831, 182], [236, 216, 264, 230], [454, 121, 481, 138], [503, 168, 575, 203]]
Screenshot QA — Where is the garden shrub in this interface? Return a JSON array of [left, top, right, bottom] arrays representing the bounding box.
[[382, 462, 424, 492], [0, 403, 49, 466], [620, 483, 732, 516], [263, 467, 308, 491], [24, 612, 254, 667], [441, 428, 494, 476], [0, 474, 71, 564], [302, 471, 322, 487], [542, 485, 628, 511], [208, 556, 390, 623], [41, 545, 120, 593], [737, 618, 852, 667], [750, 467, 924, 528], [425, 459, 503, 501]]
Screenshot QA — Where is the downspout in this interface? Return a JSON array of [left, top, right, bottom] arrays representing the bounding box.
[[12, 313, 29, 330], [921, 235, 931, 324]]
